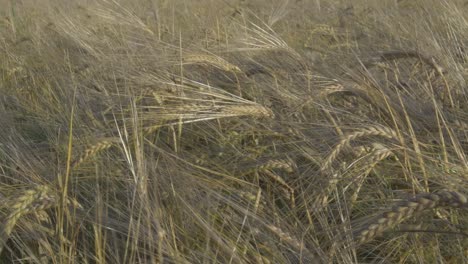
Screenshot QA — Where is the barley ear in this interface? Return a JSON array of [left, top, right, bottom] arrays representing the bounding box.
[[183, 54, 242, 73], [321, 126, 397, 172], [265, 224, 317, 262], [72, 138, 117, 169], [0, 185, 56, 253], [220, 105, 275, 119], [354, 190, 468, 244]]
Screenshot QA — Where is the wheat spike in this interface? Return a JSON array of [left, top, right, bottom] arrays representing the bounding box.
[[349, 146, 395, 206], [257, 159, 295, 173], [183, 54, 242, 73], [362, 145, 395, 169], [72, 138, 117, 169], [318, 83, 347, 98], [1, 185, 56, 252], [1, 185, 82, 253], [143, 124, 163, 135], [265, 224, 318, 262], [318, 145, 395, 210], [453, 120, 468, 131], [355, 190, 468, 244], [321, 126, 398, 172], [220, 105, 274, 119]]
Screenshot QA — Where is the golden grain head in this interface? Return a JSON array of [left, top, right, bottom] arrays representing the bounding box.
[[183, 54, 242, 73], [355, 190, 468, 244]]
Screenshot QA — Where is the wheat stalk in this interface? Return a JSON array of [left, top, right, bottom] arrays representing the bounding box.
[[354, 190, 468, 244]]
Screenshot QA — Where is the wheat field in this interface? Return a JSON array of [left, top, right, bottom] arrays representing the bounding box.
[[0, 0, 467, 263]]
